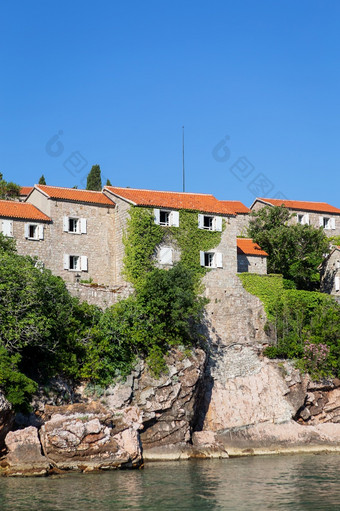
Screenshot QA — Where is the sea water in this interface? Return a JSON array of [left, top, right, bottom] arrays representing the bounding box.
[[0, 454, 339, 510]]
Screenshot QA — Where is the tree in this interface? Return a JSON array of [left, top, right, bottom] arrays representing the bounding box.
[[106, 178, 112, 186], [0, 173, 20, 200], [38, 174, 46, 185], [247, 205, 329, 290], [86, 165, 102, 191]]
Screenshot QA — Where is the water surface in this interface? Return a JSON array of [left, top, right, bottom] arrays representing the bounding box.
[[0, 454, 339, 510]]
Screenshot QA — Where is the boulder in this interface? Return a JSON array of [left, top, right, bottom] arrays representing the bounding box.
[[2, 426, 50, 476], [39, 402, 142, 471]]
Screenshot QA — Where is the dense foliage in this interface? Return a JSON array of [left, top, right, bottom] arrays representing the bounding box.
[[239, 273, 340, 379], [38, 174, 46, 185], [86, 164, 102, 191], [0, 230, 206, 408], [247, 205, 329, 290]]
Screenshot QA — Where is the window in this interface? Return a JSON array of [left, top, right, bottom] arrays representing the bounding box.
[[335, 276, 340, 292], [198, 214, 222, 232], [1, 219, 13, 237], [24, 223, 44, 240], [63, 254, 88, 271], [63, 216, 87, 234], [200, 251, 223, 268], [159, 247, 173, 265], [154, 209, 179, 227], [297, 213, 309, 225], [320, 216, 335, 230]]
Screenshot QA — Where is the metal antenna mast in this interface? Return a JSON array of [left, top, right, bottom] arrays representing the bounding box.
[[182, 126, 185, 192]]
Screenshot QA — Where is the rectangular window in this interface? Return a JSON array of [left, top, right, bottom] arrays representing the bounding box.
[[198, 214, 222, 231], [159, 210, 170, 226], [25, 223, 44, 240], [68, 218, 79, 233], [29, 225, 38, 239], [69, 255, 80, 270], [203, 216, 213, 230], [297, 214, 304, 224], [200, 251, 223, 268], [323, 217, 331, 229], [204, 252, 214, 267]]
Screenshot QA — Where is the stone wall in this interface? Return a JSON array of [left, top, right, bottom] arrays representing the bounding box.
[[10, 218, 52, 262], [66, 282, 133, 308], [237, 254, 267, 274], [320, 249, 340, 296], [236, 213, 250, 236]]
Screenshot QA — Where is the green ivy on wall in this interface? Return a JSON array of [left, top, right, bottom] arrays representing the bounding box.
[[123, 206, 225, 288]]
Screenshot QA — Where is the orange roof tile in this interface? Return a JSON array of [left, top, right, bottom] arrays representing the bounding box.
[[219, 200, 250, 214], [0, 201, 51, 221], [237, 238, 268, 256], [19, 186, 34, 196], [36, 185, 115, 206], [105, 186, 235, 215], [256, 198, 340, 215]]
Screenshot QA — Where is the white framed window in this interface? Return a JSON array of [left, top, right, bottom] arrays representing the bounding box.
[[320, 216, 335, 230], [198, 214, 222, 232], [297, 213, 309, 225], [159, 247, 173, 265], [24, 223, 44, 240], [63, 216, 87, 234], [154, 209, 179, 227], [1, 219, 13, 237], [200, 251, 223, 268], [63, 254, 88, 271]]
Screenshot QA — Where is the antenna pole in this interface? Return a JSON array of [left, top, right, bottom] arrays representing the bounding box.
[[182, 126, 185, 192]]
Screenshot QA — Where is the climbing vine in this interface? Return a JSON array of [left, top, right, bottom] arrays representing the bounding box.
[[123, 206, 225, 288]]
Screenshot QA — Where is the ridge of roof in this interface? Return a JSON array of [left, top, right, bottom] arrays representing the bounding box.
[[254, 198, 340, 214], [104, 186, 235, 215], [35, 185, 115, 206], [219, 200, 250, 214], [0, 200, 51, 221]]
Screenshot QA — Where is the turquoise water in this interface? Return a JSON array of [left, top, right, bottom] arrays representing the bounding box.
[[0, 454, 339, 510]]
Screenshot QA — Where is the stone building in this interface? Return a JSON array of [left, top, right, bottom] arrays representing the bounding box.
[[319, 246, 340, 297], [25, 185, 116, 287], [219, 201, 250, 236], [251, 198, 340, 237], [0, 201, 51, 258], [237, 238, 268, 274]]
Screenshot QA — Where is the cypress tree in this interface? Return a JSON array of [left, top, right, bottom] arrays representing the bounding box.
[[86, 165, 102, 191], [106, 178, 112, 186], [38, 174, 46, 185]]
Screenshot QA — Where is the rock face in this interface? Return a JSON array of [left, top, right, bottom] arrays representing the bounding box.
[[94, 348, 206, 460], [40, 402, 142, 470], [3, 426, 50, 476], [0, 392, 14, 453]]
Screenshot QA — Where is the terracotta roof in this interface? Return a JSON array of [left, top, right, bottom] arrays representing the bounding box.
[[0, 201, 51, 221], [237, 238, 268, 257], [104, 186, 235, 215], [219, 201, 250, 214], [35, 185, 115, 206], [256, 198, 340, 215], [19, 186, 34, 196]]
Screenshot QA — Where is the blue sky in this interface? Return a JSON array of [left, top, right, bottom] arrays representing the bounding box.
[[1, 0, 340, 207]]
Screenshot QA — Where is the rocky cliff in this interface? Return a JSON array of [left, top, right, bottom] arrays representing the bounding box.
[[1, 278, 340, 474]]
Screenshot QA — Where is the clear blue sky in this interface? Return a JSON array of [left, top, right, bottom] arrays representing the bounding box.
[[1, 0, 340, 207]]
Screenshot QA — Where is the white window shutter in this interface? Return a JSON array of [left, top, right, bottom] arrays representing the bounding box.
[[198, 214, 204, 229], [171, 210, 179, 227], [159, 247, 173, 265], [319, 216, 323, 227], [80, 218, 87, 234], [215, 216, 223, 232], [331, 218, 336, 230], [81, 256, 88, 271], [305, 214, 309, 225], [38, 225, 44, 240], [24, 223, 29, 238], [3, 220, 13, 237], [154, 209, 160, 225], [335, 276, 340, 292], [63, 216, 69, 232], [216, 252, 223, 268], [200, 251, 205, 267], [63, 254, 69, 270]]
